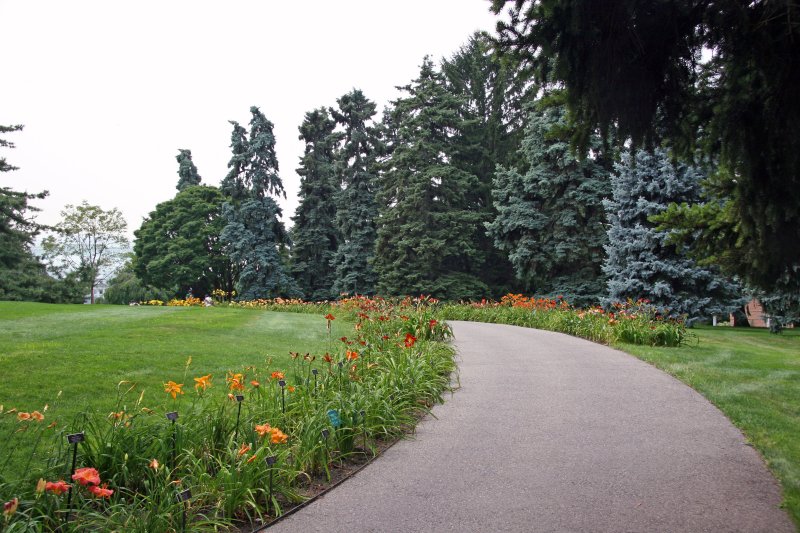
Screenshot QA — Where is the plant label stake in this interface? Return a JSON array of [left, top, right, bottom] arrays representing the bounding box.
[[166, 412, 178, 469], [64, 432, 84, 521], [176, 488, 191, 532], [278, 380, 286, 413], [233, 395, 244, 442], [312, 368, 318, 394], [321, 428, 330, 466], [265, 455, 277, 514]]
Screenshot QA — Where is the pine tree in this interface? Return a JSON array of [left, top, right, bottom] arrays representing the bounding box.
[[374, 57, 486, 299], [220, 107, 298, 299], [603, 148, 742, 319], [442, 32, 535, 295], [175, 149, 202, 191], [487, 97, 609, 307], [330, 90, 381, 295], [0, 124, 53, 301], [290, 108, 340, 300]]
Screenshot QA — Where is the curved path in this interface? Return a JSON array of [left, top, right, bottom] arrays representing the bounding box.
[[271, 321, 794, 532]]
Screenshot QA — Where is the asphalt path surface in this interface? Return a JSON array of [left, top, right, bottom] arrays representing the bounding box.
[[270, 321, 794, 532]]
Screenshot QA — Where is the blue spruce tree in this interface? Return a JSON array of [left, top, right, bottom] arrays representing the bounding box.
[[220, 107, 298, 299], [603, 148, 742, 319]]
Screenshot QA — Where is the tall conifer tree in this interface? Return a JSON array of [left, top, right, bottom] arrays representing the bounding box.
[[220, 107, 298, 299], [175, 149, 202, 191], [603, 149, 742, 318], [330, 90, 380, 295], [290, 108, 341, 300], [374, 57, 486, 298], [487, 97, 609, 306]]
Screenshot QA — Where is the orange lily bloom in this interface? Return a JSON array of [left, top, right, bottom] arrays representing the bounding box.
[[324, 313, 335, 321], [254, 423, 272, 437], [72, 467, 101, 486], [237, 443, 251, 458], [251, 380, 260, 388], [194, 374, 212, 391], [164, 381, 184, 399], [346, 350, 359, 361], [404, 333, 417, 348], [323, 353, 333, 363], [17, 412, 31, 421], [270, 371, 285, 380], [31, 411, 44, 422], [226, 372, 245, 391], [269, 427, 288, 444], [149, 458, 159, 470], [45, 480, 70, 495]]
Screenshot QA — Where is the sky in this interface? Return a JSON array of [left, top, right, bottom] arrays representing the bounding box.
[[1, 0, 500, 238]]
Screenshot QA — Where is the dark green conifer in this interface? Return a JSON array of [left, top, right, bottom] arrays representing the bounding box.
[[374, 57, 486, 299], [175, 149, 202, 191], [290, 108, 340, 300], [330, 90, 381, 295]]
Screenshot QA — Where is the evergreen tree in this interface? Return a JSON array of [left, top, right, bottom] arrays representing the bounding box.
[[220, 107, 298, 299], [290, 108, 340, 300], [330, 90, 381, 295], [0, 124, 54, 301], [603, 148, 742, 319], [175, 149, 202, 191], [487, 97, 609, 307], [134, 185, 232, 297], [442, 32, 535, 295], [374, 57, 486, 299]]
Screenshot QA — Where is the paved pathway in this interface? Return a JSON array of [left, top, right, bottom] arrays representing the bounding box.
[[271, 321, 794, 532]]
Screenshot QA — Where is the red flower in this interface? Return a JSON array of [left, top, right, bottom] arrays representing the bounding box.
[[88, 484, 114, 498], [324, 313, 335, 321], [404, 333, 417, 348], [45, 480, 70, 495], [72, 467, 100, 486], [271, 371, 285, 380]]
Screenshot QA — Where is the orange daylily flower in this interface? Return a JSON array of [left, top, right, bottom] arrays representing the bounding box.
[[270, 371, 285, 380], [88, 484, 114, 498], [254, 423, 272, 438], [226, 372, 245, 391], [72, 467, 100, 486], [194, 374, 213, 391], [17, 412, 31, 421], [324, 313, 335, 321], [45, 480, 70, 495], [237, 443, 251, 458], [404, 333, 417, 348], [269, 427, 288, 444], [31, 411, 44, 422], [287, 385, 296, 393], [251, 380, 260, 388], [164, 381, 184, 399], [227, 393, 235, 401], [149, 458, 159, 470], [323, 353, 333, 364], [346, 350, 359, 361]]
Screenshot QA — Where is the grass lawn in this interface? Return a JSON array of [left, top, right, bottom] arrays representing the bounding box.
[[617, 326, 800, 527], [0, 302, 345, 475]]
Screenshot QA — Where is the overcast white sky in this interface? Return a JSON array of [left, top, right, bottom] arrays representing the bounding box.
[[0, 1, 499, 238]]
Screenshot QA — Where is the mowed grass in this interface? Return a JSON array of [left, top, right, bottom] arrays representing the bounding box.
[[618, 326, 800, 526], [0, 302, 345, 444]]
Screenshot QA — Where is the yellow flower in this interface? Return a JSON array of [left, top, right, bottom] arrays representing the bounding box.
[[164, 381, 184, 399]]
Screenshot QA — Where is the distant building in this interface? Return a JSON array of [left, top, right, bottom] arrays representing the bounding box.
[[730, 298, 794, 328], [83, 280, 107, 304]]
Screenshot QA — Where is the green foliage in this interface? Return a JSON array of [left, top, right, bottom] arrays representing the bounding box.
[[175, 149, 202, 191], [374, 57, 487, 300], [134, 185, 232, 298], [487, 97, 609, 307], [290, 108, 341, 301], [41, 201, 129, 304], [604, 149, 743, 319], [104, 259, 171, 305], [492, 0, 800, 291], [330, 90, 381, 295], [220, 108, 298, 299]]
